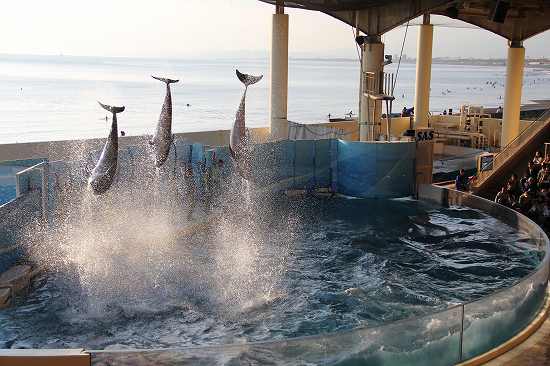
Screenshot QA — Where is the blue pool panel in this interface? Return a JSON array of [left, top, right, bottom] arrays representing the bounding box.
[[337, 141, 415, 198]]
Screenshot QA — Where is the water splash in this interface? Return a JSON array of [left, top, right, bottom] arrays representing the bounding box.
[[24, 139, 293, 320]]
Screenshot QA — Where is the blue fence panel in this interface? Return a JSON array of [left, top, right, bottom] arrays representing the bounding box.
[[249, 142, 284, 186], [16, 165, 44, 197], [336, 141, 415, 198], [191, 143, 205, 165], [212, 146, 234, 177], [374, 143, 416, 197], [276, 140, 296, 190], [294, 140, 316, 189], [314, 139, 331, 188], [330, 139, 339, 193], [271, 140, 295, 189], [337, 141, 378, 197]]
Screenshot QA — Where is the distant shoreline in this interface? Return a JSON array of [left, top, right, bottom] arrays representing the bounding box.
[[2, 53, 549, 69], [291, 57, 550, 69]]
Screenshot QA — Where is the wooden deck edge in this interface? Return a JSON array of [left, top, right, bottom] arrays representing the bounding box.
[[0, 349, 90, 366], [456, 291, 550, 366]]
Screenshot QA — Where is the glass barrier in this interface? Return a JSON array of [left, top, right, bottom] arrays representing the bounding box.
[[461, 251, 549, 360], [91, 305, 462, 365]]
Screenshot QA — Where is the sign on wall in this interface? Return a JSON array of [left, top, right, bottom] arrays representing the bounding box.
[[415, 128, 435, 142]]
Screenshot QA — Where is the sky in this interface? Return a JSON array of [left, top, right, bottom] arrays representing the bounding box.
[[1, 0, 549, 60]]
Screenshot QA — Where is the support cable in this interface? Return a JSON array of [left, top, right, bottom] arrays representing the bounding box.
[[391, 19, 410, 95]]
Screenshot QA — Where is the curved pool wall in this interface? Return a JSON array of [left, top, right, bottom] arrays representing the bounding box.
[[0, 138, 548, 365], [87, 186, 549, 366]]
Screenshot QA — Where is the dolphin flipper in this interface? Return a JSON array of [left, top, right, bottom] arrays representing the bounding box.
[[236, 69, 263, 87], [98, 101, 125, 114], [152, 76, 179, 84]]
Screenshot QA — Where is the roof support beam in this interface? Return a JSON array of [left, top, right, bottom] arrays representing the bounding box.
[[257, 1, 550, 41]]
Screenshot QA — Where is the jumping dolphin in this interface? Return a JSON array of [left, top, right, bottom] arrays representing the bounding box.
[[229, 70, 263, 170], [88, 102, 125, 195], [151, 76, 179, 167]]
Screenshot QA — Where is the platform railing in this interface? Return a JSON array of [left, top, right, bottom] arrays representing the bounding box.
[[474, 109, 550, 188]]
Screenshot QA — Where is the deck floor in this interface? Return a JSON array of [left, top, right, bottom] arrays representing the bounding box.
[[485, 313, 550, 365]]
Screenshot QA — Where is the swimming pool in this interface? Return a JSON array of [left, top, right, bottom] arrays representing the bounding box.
[[0, 194, 543, 353]]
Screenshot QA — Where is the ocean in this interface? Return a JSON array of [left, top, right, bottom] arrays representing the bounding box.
[[1, 54, 549, 144]]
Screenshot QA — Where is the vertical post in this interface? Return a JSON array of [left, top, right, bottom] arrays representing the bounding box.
[[501, 41, 525, 146], [270, 2, 289, 140], [16, 174, 21, 198], [359, 36, 385, 141], [41, 162, 49, 222], [413, 14, 433, 128], [386, 99, 392, 141], [459, 304, 465, 361]]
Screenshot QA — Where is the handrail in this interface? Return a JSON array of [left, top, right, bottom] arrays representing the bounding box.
[[501, 108, 550, 152], [474, 108, 550, 188]]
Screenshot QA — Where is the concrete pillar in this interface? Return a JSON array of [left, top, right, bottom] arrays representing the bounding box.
[[413, 14, 433, 128], [269, 6, 289, 140], [359, 36, 384, 141], [501, 41, 525, 146]]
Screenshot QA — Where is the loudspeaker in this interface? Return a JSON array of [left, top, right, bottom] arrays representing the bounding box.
[[446, 6, 459, 19], [490, 1, 510, 23]]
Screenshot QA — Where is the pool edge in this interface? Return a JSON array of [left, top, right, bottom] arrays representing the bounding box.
[[456, 289, 550, 366]]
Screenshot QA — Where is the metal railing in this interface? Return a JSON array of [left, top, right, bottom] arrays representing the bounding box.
[[474, 109, 550, 188], [363, 71, 394, 96]]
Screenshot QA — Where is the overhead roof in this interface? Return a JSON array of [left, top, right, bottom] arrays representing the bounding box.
[[258, 1, 550, 41]]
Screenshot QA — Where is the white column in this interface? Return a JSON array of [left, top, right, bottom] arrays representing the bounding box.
[[501, 41, 525, 146], [359, 37, 384, 141], [413, 15, 433, 129], [270, 7, 289, 140]]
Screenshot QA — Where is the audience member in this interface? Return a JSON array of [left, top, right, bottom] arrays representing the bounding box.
[[495, 186, 511, 207], [494, 149, 550, 230]]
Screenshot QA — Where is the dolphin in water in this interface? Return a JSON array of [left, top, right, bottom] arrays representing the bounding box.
[[229, 69, 263, 176], [88, 102, 125, 195], [151, 76, 179, 167]]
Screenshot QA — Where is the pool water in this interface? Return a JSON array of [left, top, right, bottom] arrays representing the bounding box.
[[0, 196, 542, 350]]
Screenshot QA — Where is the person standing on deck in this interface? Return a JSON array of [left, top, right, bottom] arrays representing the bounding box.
[[455, 169, 469, 192]]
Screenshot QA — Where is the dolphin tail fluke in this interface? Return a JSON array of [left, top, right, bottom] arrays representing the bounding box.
[[98, 101, 125, 114], [236, 69, 263, 87], [152, 76, 179, 84]]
